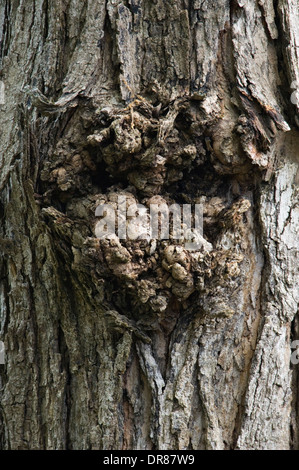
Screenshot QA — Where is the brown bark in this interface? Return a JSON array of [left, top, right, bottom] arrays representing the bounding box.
[[0, 0, 298, 450]]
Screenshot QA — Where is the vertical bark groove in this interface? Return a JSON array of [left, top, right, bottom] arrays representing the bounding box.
[[0, 0, 298, 450]]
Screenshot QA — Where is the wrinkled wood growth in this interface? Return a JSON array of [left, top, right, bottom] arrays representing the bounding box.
[[0, 0, 298, 450]]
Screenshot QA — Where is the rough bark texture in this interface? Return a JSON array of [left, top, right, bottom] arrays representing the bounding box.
[[0, 0, 298, 450]]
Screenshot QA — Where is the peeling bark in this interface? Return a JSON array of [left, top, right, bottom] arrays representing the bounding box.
[[0, 0, 298, 450]]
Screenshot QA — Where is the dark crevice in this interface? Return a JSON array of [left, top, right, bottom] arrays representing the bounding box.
[[0, 255, 9, 450], [22, 184, 45, 448], [88, 144, 123, 192], [272, 0, 296, 126], [0, 0, 11, 61], [43, 0, 49, 40], [290, 313, 299, 450], [57, 324, 72, 450], [27, 282, 45, 449], [27, 1, 36, 50]]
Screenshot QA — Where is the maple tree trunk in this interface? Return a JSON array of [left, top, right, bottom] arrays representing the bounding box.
[[0, 0, 298, 450]]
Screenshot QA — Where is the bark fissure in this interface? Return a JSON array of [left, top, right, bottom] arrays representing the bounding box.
[[0, 0, 298, 450]]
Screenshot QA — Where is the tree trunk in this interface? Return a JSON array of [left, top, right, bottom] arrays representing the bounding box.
[[0, 0, 298, 450]]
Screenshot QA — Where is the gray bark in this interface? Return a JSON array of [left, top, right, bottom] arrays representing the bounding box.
[[0, 0, 298, 450]]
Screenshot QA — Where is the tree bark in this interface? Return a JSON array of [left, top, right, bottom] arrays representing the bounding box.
[[0, 0, 298, 450]]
